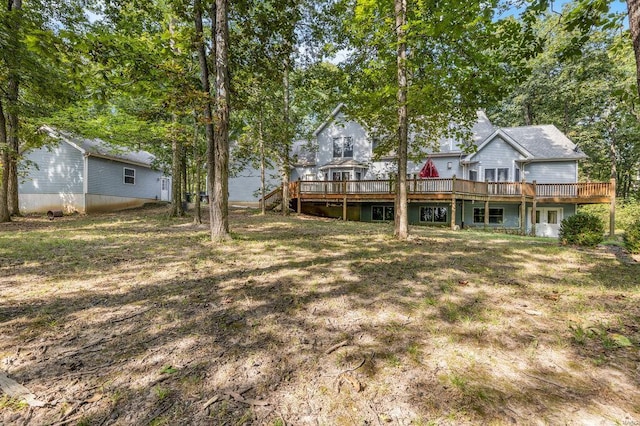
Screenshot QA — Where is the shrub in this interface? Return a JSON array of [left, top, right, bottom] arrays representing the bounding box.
[[559, 212, 605, 247], [624, 219, 640, 254]]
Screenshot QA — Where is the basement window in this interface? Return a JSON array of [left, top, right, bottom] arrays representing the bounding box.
[[124, 167, 135, 185], [473, 207, 504, 224], [372, 205, 394, 221], [420, 206, 448, 223]]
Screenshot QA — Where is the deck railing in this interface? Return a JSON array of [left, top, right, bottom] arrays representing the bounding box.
[[295, 178, 612, 201]]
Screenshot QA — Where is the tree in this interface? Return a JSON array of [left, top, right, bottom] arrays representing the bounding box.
[[490, 12, 640, 199], [341, 0, 523, 239], [210, 0, 230, 240], [0, 0, 88, 221]]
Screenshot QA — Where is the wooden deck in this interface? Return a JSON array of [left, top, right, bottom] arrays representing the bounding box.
[[291, 178, 613, 204]]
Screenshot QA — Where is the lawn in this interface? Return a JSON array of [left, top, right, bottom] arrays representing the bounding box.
[[0, 205, 639, 425]]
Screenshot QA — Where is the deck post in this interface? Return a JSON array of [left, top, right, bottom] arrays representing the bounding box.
[[609, 177, 616, 237], [484, 199, 489, 228], [520, 180, 526, 235], [531, 180, 537, 237], [297, 179, 301, 213], [451, 175, 457, 230], [343, 180, 347, 221]]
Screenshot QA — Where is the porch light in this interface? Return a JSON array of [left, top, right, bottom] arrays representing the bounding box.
[[447, 162, 452, 169]]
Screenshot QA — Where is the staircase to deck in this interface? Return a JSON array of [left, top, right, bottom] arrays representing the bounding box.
[[259, 187, 283, 210]]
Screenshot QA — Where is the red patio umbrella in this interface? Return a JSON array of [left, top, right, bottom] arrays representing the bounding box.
[[419, 158, 439, 178]]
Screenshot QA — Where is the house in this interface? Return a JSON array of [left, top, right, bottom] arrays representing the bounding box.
[[280, 105, 614, 237], [18, 126, 171, 214]]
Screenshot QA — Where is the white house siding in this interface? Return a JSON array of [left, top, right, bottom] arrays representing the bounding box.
[[229, 163, 280, 204], [472, 136, 526, 182], [19, 142, 85, 213], [86, 157, 162, 211], [525, 161, 577, 184], [291, 166, 317, 181], [407, 156, 463, 179], [316, 113, 370, 167]]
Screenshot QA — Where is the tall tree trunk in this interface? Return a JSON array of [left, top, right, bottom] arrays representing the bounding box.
[[170, 114, 184, 217], [7, 0, 22, 216], [627, 0, 640, 99], [206, 0, 217, 231], [0, 100, 11, 223], [281, 62, 291, 216], [193, 111, 202, 225], [259, 110, 266, 215], [394, 0, 409, 240], [211, 0, 230, 241]]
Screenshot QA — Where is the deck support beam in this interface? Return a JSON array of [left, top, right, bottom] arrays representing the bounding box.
[[343, 196, 347, 221], [450, 176, 457, 230], [484, 199, 489, 228], [609, 178, 616, 237]]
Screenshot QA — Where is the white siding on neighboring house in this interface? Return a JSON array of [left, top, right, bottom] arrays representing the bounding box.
[[525, 161, 578, 184], [19, 142, 86, 213], [229, 163, 281, 203], [20, 142, 84, 194], [87, 157, 161, 200]]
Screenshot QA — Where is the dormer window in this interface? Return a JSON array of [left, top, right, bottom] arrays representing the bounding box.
[[333, 136, 353, 158]]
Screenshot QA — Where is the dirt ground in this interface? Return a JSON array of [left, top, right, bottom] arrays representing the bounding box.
[[0, 205, 639, 425]]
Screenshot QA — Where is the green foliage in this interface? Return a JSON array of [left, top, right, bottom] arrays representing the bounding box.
[[559, 212, 605, 247], [489, 8, 640, 201], [623, 218, 640, 254]]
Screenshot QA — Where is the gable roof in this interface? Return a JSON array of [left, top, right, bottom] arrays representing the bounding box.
[[501, 125, 587, 161], [313, 103, 346, 137], [466, 128, 533, 162], [42, 126, 156, 168]]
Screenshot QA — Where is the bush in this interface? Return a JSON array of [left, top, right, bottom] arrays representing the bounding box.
[[624, 219, 640, 254], [559, 212, 605, 247]]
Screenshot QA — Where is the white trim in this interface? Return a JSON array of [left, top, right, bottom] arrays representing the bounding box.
[[123, 167, 136, 185]]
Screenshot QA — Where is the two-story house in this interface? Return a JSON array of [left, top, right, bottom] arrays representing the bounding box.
[[282, 105, 613, 237]]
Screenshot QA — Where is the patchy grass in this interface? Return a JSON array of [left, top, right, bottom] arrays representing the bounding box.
[[1, 205, 639, 425]]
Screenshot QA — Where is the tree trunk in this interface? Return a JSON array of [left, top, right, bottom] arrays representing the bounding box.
[[259, 111, 266, 215], [0, 100, 11, 223], [281, 62, 291, 216], [394, 0, 409, 240], [170, 115, 184, 217], [211, 0, 230, 241], [7, 0, 22, 216], [627, 0, 640, 99], [203, 0, 217, 232], [193, 111, 202, 225]]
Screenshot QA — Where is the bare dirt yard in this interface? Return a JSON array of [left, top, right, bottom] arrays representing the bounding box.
[[1, 204, 639, 425]]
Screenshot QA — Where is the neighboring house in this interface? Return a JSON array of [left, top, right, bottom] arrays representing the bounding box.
[[281, 105, 614, 237], [19, 126, 171, 214]]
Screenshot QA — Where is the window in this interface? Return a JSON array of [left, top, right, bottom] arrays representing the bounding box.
[[547, 210, 558, 224], [161, 178, 167, 191], [473, 207, 504, 224], [514, 167, 520, 182], [124, 167, 135, 185], [497, 168, 509, 182], [333, 136, 354, 158], [469, 170, 478, 181], [484, 169, 495, 182], [420, 206, 448, 223], [372, 206, 394, 221]]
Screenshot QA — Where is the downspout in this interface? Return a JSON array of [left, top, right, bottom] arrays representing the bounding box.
[[83, 153, 89, 214]]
